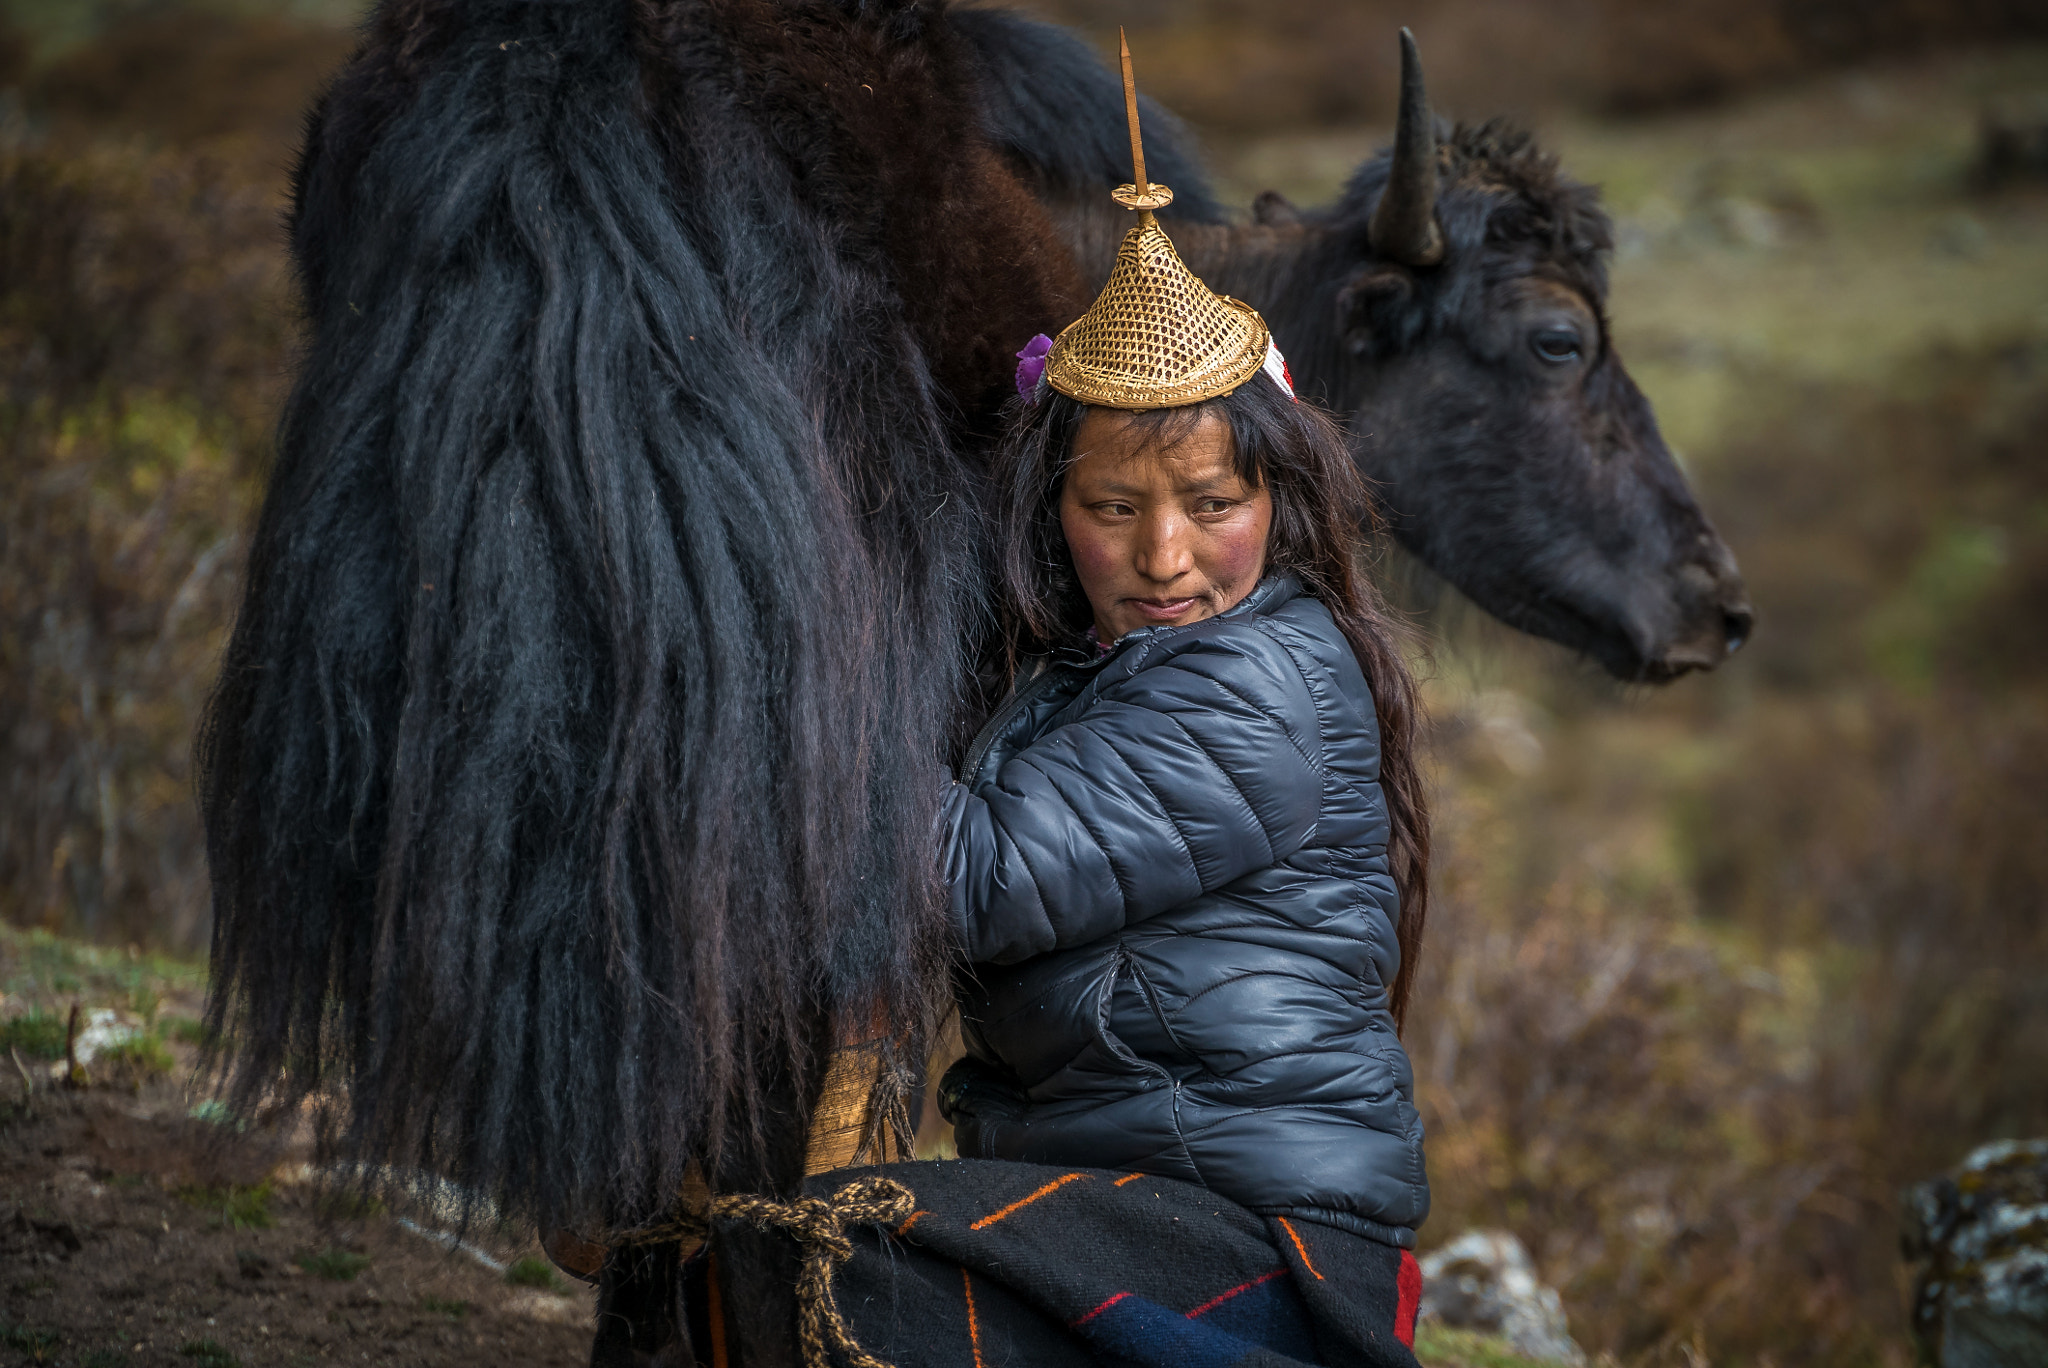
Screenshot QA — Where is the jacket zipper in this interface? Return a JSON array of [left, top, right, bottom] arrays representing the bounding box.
[[959, 658, 1081, 789]]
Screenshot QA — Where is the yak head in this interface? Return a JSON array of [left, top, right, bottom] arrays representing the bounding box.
[[1256, 34, 1751, 682]]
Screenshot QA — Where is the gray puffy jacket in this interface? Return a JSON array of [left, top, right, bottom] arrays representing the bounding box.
[[938, 574, 1428, 1247]]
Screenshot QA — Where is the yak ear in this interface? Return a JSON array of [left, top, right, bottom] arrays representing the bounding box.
[[1336, 266, 1415, 357], [1252, 190, 1301, 226]]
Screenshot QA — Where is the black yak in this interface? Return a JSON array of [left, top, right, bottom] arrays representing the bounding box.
[[959, 14, 1753, 682], [199, 0, 1748, 1361], [201, 0, 1081, 1237]]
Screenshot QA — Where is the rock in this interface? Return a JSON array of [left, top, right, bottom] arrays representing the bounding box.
[[29, 1215, 84, 1254], [1903, 1139, 2048, 1368], [1419, 1229, 1586, 1366], [1975, 97, 2048, 190], [72, 1008, 141, 1065], [44, 1007, 145, 1079]]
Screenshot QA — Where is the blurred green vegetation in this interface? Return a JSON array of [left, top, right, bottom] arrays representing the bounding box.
[[1024, 0, 2048, 135], [0, 1005, 66, 1060], [0, 4, 2043, 1366], [1410, 360, 2048, 1351], [176, 1179, 276, 1230], [0, 924, 205, 1014], [295, 1246, 373, 1281], [503, 1256, 568, 1295], [94, 1029, 175, 1085], [0, 104, 290, 949], [1414, 1326, 1573, 1368]]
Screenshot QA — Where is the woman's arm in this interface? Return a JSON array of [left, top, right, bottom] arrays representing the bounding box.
[[942, 630, 1324, 965]]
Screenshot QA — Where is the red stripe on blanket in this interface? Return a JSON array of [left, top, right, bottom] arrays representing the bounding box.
[[1072, 1291, 1131, 1326], [1395, 1249, 1422, 1347], [1185, 1268, 1286, 1319]]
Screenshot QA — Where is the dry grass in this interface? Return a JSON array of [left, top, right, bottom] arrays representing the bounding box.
[[1408, 334, 2048, 1363], [0, 132, 287, 947]]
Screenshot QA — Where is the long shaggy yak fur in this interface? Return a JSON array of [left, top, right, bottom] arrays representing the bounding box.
[[199, 0, 1081, 1232]]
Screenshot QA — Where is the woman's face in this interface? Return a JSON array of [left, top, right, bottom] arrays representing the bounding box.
[[1060, 406, 1273, 642]]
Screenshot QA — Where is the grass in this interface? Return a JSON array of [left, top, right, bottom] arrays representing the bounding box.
[[418, 1296, 471, 1321], [0, 1323, 60, 1363], [159, 1015, 211, 1046], [187, 1099, 235, 1127], [2, 928, 205, 1002], [313, 1186, 385, 1221], [176, 1181, 275, 1231], [504, 1256, 567, 1294], [295, 1246, 372, 1281], [94, 1033, 174, 1085], [0, 1009, 67, 1061], [1415, 1325, 1570, 1368], [0, 932, 210, 1062], [177, 1341, 239, 1367]]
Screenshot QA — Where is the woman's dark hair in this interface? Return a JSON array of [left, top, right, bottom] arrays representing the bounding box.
[[990, 374, 1432, 1027]]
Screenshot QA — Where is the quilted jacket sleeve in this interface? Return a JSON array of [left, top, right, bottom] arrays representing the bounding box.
[[942, 624, 1325, 966]]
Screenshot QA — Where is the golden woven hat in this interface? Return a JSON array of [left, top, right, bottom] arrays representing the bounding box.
[[1044, 35, 1275, 412]]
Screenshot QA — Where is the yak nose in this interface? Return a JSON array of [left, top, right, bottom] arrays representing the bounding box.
[[1691, 530, 1752, 660], [1646, 542, 1752, 679], [1721, 600, 1754, 654]]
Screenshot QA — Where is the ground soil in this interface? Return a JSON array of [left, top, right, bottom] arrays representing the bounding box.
[[0, 1080, 597, 1368]]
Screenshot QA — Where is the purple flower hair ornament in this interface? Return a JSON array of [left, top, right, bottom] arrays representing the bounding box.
[[1015, 333, 1054, 402]]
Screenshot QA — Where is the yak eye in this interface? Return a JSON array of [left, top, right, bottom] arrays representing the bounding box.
[[1531, 328, 1581, 364]]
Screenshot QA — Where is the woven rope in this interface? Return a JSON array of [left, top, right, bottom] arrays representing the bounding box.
[[1045, 206, 1272, 410], [612, 1175, 917, 1368]]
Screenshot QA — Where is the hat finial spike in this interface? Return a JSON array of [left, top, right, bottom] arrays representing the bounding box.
[[1110, 32, 1172, 214], [1121, 29, 1147, 197]]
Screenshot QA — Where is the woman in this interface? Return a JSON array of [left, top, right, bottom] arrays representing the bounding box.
[[936, 138, 1433, 1260], [667, 53, 1434, 1368]]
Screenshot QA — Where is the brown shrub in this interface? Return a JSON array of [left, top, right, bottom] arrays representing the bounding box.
[[24, 10, 357, 167], [1412, 338, 2048, 1362], [0, 133, 293, 950], [1019, 0, 2048, 133]]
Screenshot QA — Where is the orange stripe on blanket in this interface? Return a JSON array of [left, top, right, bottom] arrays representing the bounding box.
[[896, 1210, 930, 1235], [963, 1269, 985, 1368], [1277, 1216, 1325, 1280], [969, 1172, 1089, 1230], [1113, 1172, 1148, 1187]]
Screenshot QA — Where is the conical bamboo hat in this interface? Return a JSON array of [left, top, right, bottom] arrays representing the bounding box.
[[1043, 35, 1273, 412]]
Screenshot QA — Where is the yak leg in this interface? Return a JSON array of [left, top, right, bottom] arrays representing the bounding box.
[[590, 1239, 689, 1368], [710, 1225, 804, 1368]]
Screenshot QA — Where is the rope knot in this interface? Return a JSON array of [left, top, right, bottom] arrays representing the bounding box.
[[709, 1175, 916, 1368]]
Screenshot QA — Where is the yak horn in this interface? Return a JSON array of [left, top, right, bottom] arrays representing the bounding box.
[[1369, 28, 1445, 267]]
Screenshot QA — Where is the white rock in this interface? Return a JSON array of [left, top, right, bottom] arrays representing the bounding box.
[[1419, 1229, 1586, 1365], [44, 1008, 143, 1076]]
